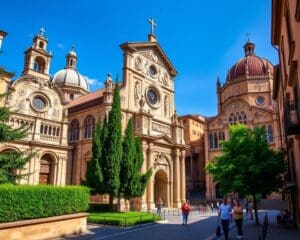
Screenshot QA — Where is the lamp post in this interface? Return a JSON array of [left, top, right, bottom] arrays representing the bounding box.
[[0, 30, 8, 53]]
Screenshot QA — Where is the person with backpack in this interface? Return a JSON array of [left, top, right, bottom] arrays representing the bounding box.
[[181, 201, 191, 225]]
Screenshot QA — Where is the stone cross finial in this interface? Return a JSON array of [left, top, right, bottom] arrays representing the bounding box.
[[246, 32, 251, 42], [148, 18, 157, 34], [39, 27, 45, 36]]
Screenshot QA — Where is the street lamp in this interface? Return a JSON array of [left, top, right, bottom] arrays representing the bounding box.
[[0, 30, 8, 53]]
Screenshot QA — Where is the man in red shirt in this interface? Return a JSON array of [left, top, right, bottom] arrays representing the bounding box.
[[181, 201, 191, 225]]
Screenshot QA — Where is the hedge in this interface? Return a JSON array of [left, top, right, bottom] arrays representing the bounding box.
[[0, 184, 90, 223]]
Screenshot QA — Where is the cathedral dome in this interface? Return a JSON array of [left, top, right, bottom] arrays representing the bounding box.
[[226, 41, 273, 82], [52, 48, 88, 91], [52, 68, 88, 91]]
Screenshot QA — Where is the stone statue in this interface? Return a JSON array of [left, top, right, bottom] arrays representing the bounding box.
[[134, 81, 141, 106]]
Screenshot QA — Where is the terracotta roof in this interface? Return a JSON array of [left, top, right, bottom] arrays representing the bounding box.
[[227, 55, 272, 82], [67, 88, 105, 108]]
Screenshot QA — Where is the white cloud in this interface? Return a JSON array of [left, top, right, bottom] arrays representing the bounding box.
[[83, 75, 102, 87], [57, 43, 64, 49]]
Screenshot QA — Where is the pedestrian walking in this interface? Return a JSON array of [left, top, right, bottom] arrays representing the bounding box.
[[218, 198, 232, 240], [181, 201, 191, 225], [233, 200, 244, 239], [210, 202, 214, 212], [156, 197, 163, 215]]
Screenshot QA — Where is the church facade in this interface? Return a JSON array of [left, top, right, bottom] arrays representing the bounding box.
[[0, 26, 186, 209], [204, 41, 281, 199], [0, 31, 70, 185], [67, 32, 186, 209]]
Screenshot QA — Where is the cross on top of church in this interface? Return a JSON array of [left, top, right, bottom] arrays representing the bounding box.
[[148, 18, 157, 35], [39, 27, 45, 36], [246, 32, 251, 42]]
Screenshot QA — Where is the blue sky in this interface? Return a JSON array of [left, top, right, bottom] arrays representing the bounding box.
[[0, 0, 277, 116]]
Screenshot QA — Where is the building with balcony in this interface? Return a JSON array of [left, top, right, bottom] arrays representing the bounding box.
[[271, 0, 300, 227]]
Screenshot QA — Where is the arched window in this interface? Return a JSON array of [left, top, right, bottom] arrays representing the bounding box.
[[39, 41, 44, 49], [32, 56, 46, 73], [56, 128, 60, 136], [213, 132, 218, 149], [243, 114, 247, 124], [70, 119, 79, 142], [84, 115, 95, 139], [40, 124, 44, 134], [44, 125, 48, 135], [52, 127, 56, 136], [48, 126, 52, 135], [209, 133, 214, 149], [267, 125, 274, 143]]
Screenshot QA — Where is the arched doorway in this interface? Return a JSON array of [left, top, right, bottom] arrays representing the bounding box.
[[39, 154, 55, 184], [154, 169, 168, 207]]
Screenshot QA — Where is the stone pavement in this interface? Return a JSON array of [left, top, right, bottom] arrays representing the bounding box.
[[221, 210, 300, 240]]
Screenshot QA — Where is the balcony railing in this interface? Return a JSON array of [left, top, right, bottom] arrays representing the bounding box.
[[284, 100, 300, 135]]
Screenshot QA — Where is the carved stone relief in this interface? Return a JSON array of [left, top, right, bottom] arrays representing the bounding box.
[[152, 122, 171, 135]]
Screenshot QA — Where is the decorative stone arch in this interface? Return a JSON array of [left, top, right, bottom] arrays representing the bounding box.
[[33, 56, 46, 73], [39, 152, 58, 185], [153, 153, 171, 207]]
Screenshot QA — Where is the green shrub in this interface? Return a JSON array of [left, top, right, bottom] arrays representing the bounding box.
[[88, 212, 161, 226], [0, 184, 89, 223]]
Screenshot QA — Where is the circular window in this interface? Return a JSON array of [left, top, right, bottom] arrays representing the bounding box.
[[149, 65, 157, 77], [33, 96, 46, 111], [147, 89, 158, 105], [256, 96, 265, 106]]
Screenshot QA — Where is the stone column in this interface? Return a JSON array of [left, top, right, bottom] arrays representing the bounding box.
[[180, 150, 186, 203], [146, 143, 155, 209], [140, 142, 148, 210], [173, 149, 180, 207]]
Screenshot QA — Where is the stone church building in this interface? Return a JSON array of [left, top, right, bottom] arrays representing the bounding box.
[[0, 26, 186, 209], [204, 41, 281, 199]]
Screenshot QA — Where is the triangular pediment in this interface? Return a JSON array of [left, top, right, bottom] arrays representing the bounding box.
[[120, 41, 177, 77], [152, 134, 174, 145]]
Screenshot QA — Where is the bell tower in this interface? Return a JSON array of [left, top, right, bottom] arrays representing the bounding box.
[[22, 28, 52, 79]]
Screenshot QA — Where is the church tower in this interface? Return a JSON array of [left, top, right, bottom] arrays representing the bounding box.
[[22, 28, 52, 79]]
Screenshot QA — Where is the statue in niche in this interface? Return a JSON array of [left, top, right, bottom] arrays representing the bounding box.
[[134, 81, 141, 106]]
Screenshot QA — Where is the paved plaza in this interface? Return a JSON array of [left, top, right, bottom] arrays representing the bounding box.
[[59, 210, 300, 240]]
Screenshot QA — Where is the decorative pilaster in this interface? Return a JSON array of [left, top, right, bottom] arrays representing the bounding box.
[[173, 149, 180, 207], [146, 143, 155, 209], [180, 150, 186, 203]]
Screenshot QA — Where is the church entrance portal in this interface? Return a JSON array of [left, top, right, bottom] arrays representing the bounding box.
[[154, 169, 168, 207], [39, 154, 54, 184]]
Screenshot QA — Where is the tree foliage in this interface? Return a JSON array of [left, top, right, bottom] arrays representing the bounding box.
[[120, 118, 152, 200], [0, 94, 32, 184], [84, 121, 104, 194], [206, 124, 284, 224], [103, 83, 122, 201]]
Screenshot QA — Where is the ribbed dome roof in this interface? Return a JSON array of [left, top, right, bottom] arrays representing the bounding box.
[[52, 48, 88, 91], [52, 68, 88, 91], [226, 41, 273, 82]]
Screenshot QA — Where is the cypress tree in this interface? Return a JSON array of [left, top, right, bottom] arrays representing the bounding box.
[[120, 118, 152, 200], [120, 118, 136, 200], [104, 82, 122, 206], [0, 94, 32, 184], [133, 137, 152, 197], [84, 121, 103, 194]]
